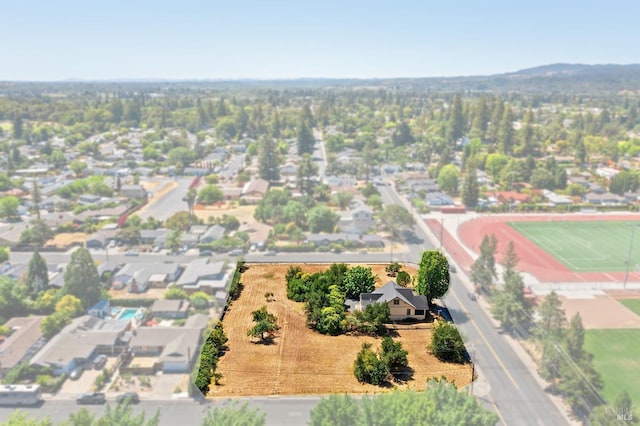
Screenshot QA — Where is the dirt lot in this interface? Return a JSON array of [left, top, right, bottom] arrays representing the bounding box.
[[193, 204, 256, 223], [560, 294, 640, 329], [45, 232, 87, 248], [212, 263, 471, 397]]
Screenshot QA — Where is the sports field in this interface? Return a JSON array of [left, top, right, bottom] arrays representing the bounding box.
[[585, 329, 640, 405], [508, 221, 640, 272]]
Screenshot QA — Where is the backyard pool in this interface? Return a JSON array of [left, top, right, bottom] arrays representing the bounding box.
[[118, 308, 142, 320]]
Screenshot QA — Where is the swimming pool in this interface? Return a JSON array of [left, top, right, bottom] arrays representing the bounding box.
[[117, 308, 138, 320]]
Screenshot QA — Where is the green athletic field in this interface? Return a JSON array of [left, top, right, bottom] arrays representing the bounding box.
[[620, 299, 640, 316], [508, 221, 640, 272], [585, 329, 640, 405]]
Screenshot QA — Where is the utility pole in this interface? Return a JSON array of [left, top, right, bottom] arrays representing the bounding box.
[[623, 224, 640, 288]]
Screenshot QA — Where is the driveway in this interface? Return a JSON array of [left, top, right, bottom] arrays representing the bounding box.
[[148, 373, 185, 400]]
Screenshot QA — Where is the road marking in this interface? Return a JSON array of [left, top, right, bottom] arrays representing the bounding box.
[[486, 393, 509, 426], [450, 290, 520, 390]]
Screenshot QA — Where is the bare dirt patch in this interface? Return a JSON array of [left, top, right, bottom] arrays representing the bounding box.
[[45, 232, 87, 248], [560, 294, 640, 329], [193, 204, 256, 223], [212, 263, 471, 397]]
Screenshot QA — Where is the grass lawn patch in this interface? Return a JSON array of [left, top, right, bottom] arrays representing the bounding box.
[[509, 221, 640, 272], [619, 299, 640, 317], [584, 329, 640, 405]]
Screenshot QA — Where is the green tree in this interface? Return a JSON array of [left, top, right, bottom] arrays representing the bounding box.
[[165, 286, 188, 300], [446, 94, 466, 147], [62, 248, 101, 309], [55, 294, 84, 318], [416, 251, 450, 306], [184, 188, 197, 217], [461, 166, 479, 209], [535, 290, 566, 341], [342, 266, 376, 299], [0, 276, 29, 321], [0, 195, 20, 220], [165, 211, 193, 231], [429, 321, 467, 364], [470, 234, 497, 294], [189, 291, 210, 309], [498, 105, 515, 155], [91, 400, 160, 426], [396, 270, 411, 287], [380, 337, 408, 373], [25, 250, 49, 297], [484, 153, 508, 182], [198, 185, 224, 205], [385, 262, 402, 277], [307, 205, 339, 233], [310, 394, 359, 426], [31, 179, 42, 219], [20, 219, 54, 248], [380, 205, 415, 239], [247, 306, 279, 342], [0, 246, 9, 263], [297, 119, 315, 155], [2, 410, 52, 426], [353, 342, 388, 385], [258, 136, 280, 182], [297, 153, 319, 196], [331, 191, 353, 210], [437, 164, 460, 195], [201, 402, 265, 426], [69, 159, 88, 177]]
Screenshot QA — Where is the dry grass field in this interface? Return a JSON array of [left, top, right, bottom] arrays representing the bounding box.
[[211, 263, 472, 397]]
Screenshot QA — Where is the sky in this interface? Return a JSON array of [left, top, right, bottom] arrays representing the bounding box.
[[2, 0, 639, 81]]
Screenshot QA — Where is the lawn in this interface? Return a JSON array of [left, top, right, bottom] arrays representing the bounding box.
[[620, 299, 640, 317], [212, 263, 471, 396], [584, 329, 640, 406], [508, 221, 640, 272]]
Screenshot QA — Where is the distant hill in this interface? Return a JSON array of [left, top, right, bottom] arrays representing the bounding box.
[[508, 63, 640, 77]]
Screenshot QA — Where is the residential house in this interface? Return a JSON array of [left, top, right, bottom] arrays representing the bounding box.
[[362, 235, 385, 248], [307, 233, 362, 247], [176, 259, 227, 294], [584, 192, 626, 205], [241, 179, 270, 203], [128, 326, 204, 373], [426, 192, 455, 208], [112, 263, 181, 293], [150, 299, 190, 319], [87, 300, 111, 319], [139, 229, 169, 246], [0, 316, 46, 375], [359, 281, 428, 321], [30, 315, 130, 375], [181, 232, 200, 249], [85, 227, 119, 249], [120, 184, 148, 200], [0, 222, 27, 248], [199, 225, 226, 244], [542, 189, 572, 207], [350, 206, 375, 232], [78, 194, 101, 205]]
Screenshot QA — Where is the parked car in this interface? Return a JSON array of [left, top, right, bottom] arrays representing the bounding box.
[[93, 354, 107, 370], [76, 392, 106, 405], [199, 250, 212, 257], [116, 392, 139, 404], [125, 250, 139, 256], [69, 366, 84, 381], [449, 264, 457, 273], [468, 292, 477, 301], [264, 250, 277, 256]]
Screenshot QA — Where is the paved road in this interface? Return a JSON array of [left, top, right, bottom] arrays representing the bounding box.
[[218, 154, 246, 181], [138, 177, 193, 221], [377, 183, 569, 426], [0, 397, 320, 426]]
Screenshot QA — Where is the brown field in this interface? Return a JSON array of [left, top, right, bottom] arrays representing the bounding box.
[[193, 204, 257, 223], [45, 232, 87, 248], [211, 263, 471, 397]]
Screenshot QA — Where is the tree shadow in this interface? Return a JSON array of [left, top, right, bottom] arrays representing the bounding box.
[[250, 337, 277, 346], [391, 366, 415, 384]]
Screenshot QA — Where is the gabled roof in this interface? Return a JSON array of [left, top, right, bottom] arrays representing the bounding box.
[[360, 281, 428, 311]]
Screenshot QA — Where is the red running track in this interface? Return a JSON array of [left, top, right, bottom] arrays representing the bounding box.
[[452, 214, 640, 283]]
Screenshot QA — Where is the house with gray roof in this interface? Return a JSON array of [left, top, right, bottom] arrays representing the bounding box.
[[150, 299, 190, 319], [359, 281, 428, 321], [176, 259, 228, 294], [30, 315, 130, 375], [200, 225, 226, 244], [112, 262, 181, 293], [0, 316, 46, 375], [128, 326, 204, 374]]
